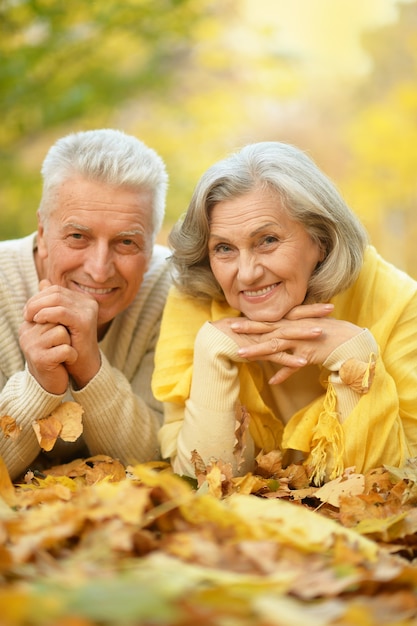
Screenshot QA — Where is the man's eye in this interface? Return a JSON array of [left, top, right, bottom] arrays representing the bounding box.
[[70, 233, 83, 240]]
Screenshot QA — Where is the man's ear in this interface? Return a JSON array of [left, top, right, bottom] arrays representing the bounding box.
[[36, 211, 48, 259]]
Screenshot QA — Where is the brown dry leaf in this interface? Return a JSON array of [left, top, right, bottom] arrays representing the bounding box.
[[15, 479, 74, 507], [32, 402, 83, 452], [280, 463, 311, 490], [315, 470, 365, 507], [84, 480, 151, 525], [190, 449, 207, 486], [43, 455, 126, 484], [287, 486, 318, 501], [363, 466, 396, 494], [255, 449, 283, 477], [0, 415, 21, 441], [233, 404, 250, 471], [77, 456, 126, 484], [32, 415, 63, 451], [51, 401, 84, 442]]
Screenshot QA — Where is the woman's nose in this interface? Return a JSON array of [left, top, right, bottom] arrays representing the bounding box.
[[236, 250, 263, 284]]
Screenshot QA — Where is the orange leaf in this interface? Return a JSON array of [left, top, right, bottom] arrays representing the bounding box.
[[32, 402, 83, 452], [32, 415, 62, 452], [0, 415, 21, 441]]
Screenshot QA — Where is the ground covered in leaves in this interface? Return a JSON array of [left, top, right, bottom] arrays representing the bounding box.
[[2, 450, 417, 626]]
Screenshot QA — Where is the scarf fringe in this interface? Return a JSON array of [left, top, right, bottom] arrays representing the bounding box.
[[308, 382, 345, 486]]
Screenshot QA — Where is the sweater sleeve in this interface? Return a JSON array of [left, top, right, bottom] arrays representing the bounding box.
[[323, 328, 378, 421], [0, 367, 65, 480], [160, 322, 255, 478], [71, 349, 162, 466]]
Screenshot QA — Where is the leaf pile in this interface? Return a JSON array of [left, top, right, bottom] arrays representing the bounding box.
[[1, 452, 417, 625]]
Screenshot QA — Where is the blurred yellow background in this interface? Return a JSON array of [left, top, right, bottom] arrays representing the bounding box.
[[1, 0, 416, 277]]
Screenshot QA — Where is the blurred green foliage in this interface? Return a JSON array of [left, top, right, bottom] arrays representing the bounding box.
[[1, 0, 417, 279], [0, 0, 213, 237]]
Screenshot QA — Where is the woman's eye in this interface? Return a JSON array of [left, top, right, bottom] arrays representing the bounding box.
[[214, 243, 232, 254], [262, 235, 278, 246]]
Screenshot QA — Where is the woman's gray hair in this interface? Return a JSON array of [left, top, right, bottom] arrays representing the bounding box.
[[39, 129, 168, 241], [169, 141, 368, 303]]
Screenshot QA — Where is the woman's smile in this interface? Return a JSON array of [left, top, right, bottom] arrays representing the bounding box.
[[208, 187, 323, 321], [241, 282, 280, 299]]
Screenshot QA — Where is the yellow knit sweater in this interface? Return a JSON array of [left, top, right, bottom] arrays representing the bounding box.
[[152, 246, 417, 484]]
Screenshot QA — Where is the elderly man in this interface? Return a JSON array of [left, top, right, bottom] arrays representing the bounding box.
[[0, 129, 171, 479]]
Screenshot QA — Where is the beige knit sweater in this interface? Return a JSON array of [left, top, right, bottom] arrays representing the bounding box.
[[0, 233, 172, 480]]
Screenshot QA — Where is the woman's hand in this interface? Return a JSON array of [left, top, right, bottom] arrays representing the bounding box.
[[213, 303, 363, 384]]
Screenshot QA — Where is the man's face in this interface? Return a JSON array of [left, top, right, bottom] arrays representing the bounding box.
[[37, 176, 154, 335]]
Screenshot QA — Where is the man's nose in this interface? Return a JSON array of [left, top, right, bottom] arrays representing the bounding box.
[[84, 244, 115, 282]]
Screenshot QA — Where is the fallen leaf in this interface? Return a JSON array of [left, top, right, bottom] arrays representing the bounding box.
[[0, 455, 17, 507], [315, 472, 365, 507], [52, 401, 84, 442], [233, 404, 250, 471], [0, 415, 21, 440], [32, 414, 62, 451], [255, 449, 283, 477], [32, 402, 83, 452]]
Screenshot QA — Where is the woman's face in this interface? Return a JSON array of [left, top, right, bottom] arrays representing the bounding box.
[[208, 187, 323, 321]]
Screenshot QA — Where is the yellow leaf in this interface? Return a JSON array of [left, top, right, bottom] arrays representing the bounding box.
[[205, 464, 223, 499], [132, 464, 193, 501], [353, 512, 408, 537], [226, 494, 378, 560], [0, 454, 17, 507], [232, 473, 267, 495]]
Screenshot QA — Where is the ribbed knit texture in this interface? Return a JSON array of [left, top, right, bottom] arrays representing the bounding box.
[[0, 233, 172, 479]]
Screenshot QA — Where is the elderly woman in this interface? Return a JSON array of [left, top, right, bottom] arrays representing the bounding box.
[[152, 142, 417, 485]]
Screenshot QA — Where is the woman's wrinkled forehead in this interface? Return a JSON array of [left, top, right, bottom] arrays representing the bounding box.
[[207, 180, 284, 220]]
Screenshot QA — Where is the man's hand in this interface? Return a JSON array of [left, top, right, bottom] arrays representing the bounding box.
[[19, 319, 76, 394], [22, 280, 102, 391]]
